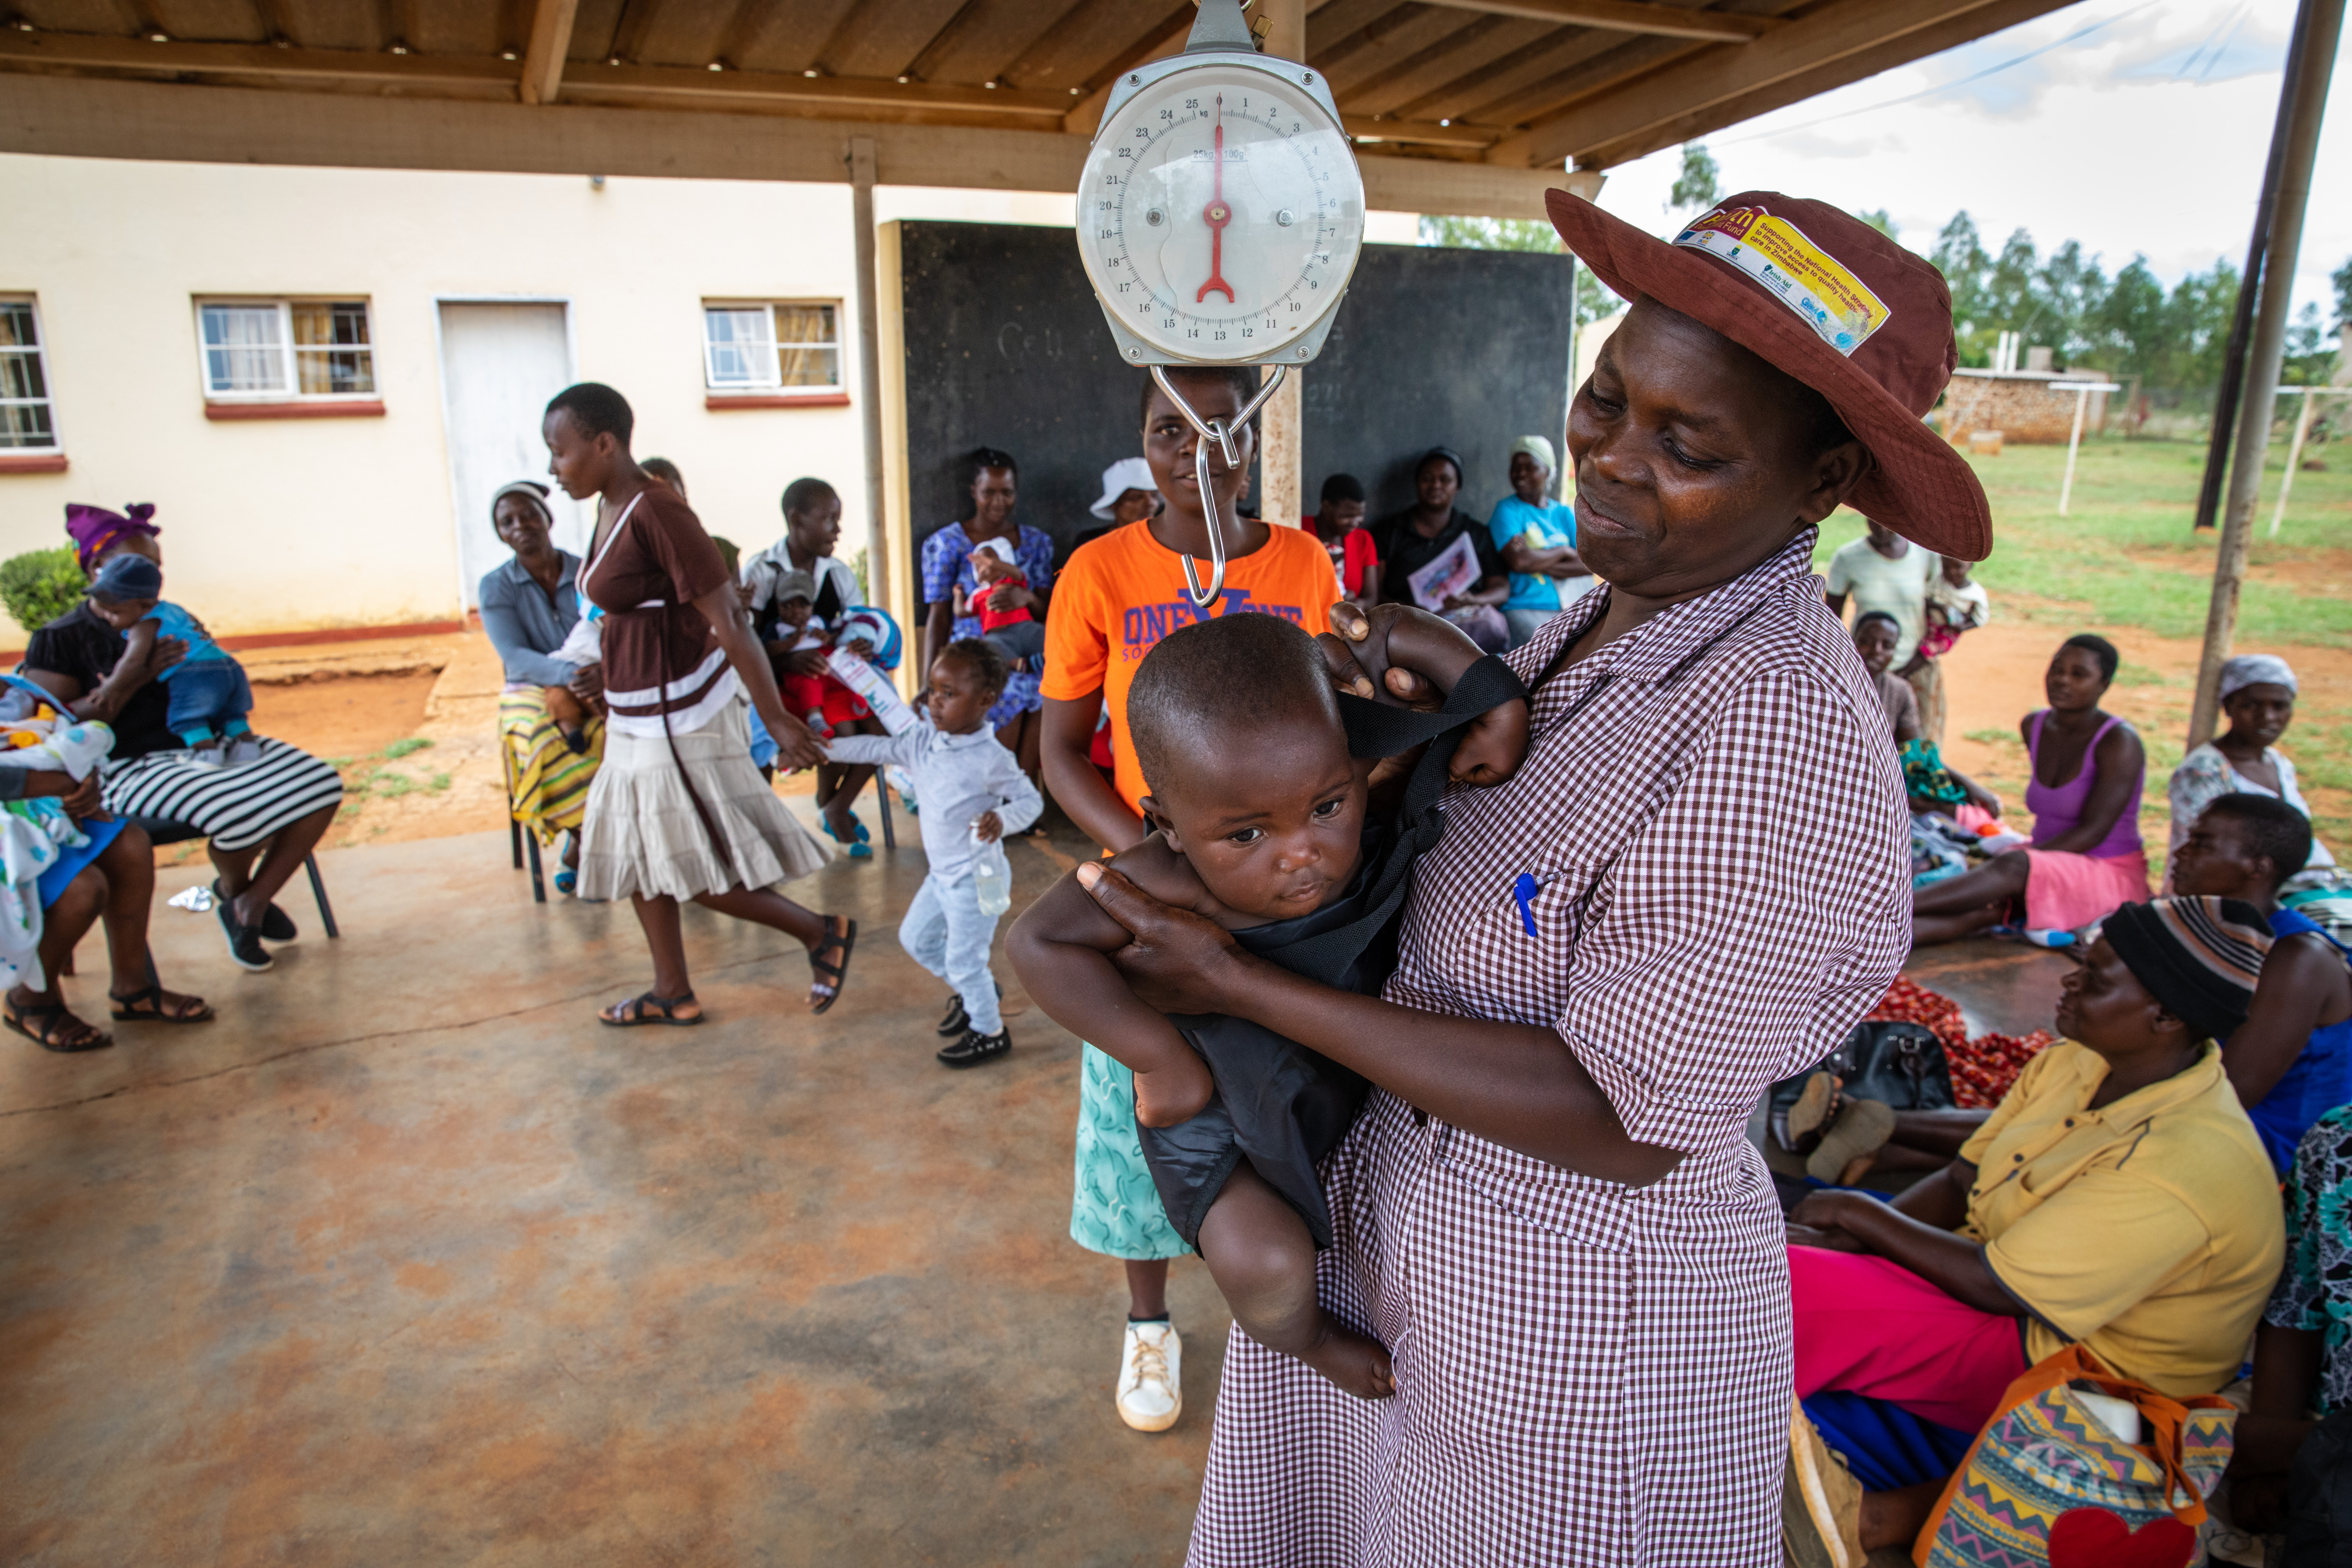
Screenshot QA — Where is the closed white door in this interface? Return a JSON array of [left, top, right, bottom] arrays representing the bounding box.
[[436, 302, 588, 607]]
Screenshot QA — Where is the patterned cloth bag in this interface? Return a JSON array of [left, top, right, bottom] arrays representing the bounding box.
[[1916, 1345, 2235, 1567]]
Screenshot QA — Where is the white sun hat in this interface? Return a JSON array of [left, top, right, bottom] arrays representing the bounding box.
[[1090, 456, 1160, 520]]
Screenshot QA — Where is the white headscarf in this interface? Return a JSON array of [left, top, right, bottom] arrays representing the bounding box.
[[2219, 654, 2297, 703], [1510, 436, 1556, 474]]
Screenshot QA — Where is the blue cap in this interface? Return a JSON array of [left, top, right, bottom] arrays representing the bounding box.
[[91, 553, 162, 601]]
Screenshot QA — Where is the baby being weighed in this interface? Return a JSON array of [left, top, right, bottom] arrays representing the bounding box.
[[1012, 610, 1527, 1398]]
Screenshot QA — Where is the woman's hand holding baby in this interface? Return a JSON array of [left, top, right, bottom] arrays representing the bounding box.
[[1076, 861, 1256, 1018]]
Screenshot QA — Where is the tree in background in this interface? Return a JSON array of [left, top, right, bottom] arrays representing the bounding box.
[[1928, 207, 2258, 395], [1418, 214, 1626, 327], [1667, 142, 1721, 216], [1857, 209, 1898, 241]]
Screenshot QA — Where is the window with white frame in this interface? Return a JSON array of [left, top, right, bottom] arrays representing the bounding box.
[[0, 297, 60, 451], [197, 299, 377, 401], [702, 302, 841, 394]]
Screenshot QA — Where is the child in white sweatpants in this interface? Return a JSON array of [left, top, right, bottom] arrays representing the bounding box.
[[824, 637, 1040, 1067]]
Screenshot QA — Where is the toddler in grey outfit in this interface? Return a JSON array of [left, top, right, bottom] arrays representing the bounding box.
[[824, 638, 1040, 1067]]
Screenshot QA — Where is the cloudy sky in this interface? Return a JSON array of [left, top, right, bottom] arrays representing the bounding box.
[[1586, 0, 2350, 327]]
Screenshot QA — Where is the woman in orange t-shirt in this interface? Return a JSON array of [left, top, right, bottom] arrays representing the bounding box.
[[1039, 367, 1340, 1434]]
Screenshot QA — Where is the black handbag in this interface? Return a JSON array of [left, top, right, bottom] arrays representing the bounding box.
[[1768, 1020, 1956, 1149]]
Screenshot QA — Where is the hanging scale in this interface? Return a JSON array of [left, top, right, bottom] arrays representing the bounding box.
[[1073, 0, 1367, 606]]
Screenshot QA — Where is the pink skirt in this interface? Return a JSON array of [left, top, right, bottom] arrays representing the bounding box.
[[2022, 847, 2150, 933]]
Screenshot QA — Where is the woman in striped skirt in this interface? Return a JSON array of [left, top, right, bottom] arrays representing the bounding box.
[[478, 480, 603, 892], [24, 504, 344, 974]]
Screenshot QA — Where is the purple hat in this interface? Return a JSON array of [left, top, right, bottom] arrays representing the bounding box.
[[64, 502, 159, 572]]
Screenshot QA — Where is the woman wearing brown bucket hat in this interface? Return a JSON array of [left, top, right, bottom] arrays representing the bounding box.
[[1069, 190, 1989, 1565]]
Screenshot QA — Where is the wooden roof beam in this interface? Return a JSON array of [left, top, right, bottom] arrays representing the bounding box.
[[518, 0, 579, 104], [1343, 115, 1499, 148], [1569, 0, 2073, 167], [560, 60, 1071, 119], [1420, 0, 1777, 43], [1497, 0, 2025, 167], [0, 33, 1073, 121], [1061, 8, 1193, 134], [0, 30, 517, 88]]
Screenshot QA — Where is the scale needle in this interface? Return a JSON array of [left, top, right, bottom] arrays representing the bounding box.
[[1197, 96, 1236, 304]]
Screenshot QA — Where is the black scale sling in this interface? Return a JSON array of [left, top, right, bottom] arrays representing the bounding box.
[[1136, 653, 1530, 1251]]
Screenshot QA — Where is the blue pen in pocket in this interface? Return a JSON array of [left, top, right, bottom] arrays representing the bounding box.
[[1512, 873, 1541, 938]]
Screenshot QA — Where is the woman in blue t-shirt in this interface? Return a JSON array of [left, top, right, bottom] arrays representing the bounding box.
[[1484, 435, 1593, 648], [2172, 792, 2352, 1172]]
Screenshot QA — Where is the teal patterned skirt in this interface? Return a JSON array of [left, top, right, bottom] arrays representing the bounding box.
[[1070, 1043, 1189, 1261]]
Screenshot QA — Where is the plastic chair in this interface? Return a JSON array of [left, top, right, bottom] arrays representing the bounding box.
[[127, 816, 339, 939]]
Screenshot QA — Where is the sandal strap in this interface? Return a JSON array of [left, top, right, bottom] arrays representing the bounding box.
[[613, 990, 696, 1020]]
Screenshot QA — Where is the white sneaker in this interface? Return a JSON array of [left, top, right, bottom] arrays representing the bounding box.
[[1116, 1320, 1181, 1433], [223, 735, 266, 767]]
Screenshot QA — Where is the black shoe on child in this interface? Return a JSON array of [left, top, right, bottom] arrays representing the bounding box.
[[937, 994, 971, 1038], [938, 1027, 1010, 1068]]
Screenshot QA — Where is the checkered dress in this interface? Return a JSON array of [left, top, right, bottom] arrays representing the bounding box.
[[1189, 532, 1911, 1567]]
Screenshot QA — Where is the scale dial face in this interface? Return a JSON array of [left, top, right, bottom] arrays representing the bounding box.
[[1078, 60, 1365, 365]]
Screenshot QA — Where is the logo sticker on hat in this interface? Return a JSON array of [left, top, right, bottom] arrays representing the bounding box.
[[1673, 205, 1891, 356]]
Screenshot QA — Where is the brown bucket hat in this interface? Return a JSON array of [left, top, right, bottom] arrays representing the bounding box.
[[1546, 188, 1993, 561]]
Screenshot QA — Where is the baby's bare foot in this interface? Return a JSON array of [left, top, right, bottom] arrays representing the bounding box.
[[1295, 1320, 1394, 1401]]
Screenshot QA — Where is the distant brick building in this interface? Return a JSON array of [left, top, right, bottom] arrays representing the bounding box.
[[1937, 368, 2113, 445]]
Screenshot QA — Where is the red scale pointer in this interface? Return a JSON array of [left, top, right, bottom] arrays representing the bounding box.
[[1197, 96, 1236, 304]]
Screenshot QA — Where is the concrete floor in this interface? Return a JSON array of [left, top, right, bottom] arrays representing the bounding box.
[[0, 812, 1230, 1567], [0, 806, 2071, 1566]]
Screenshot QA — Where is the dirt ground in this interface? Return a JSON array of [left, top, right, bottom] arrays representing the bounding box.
[[212, 603, 2343, 881]]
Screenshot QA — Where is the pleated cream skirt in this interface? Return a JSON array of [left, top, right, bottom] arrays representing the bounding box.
[[578, 697, 831, 903]]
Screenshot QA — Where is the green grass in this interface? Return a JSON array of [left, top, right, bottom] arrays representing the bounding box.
[[1812, 433, 2352, 649], [333, 737, 448, 803]]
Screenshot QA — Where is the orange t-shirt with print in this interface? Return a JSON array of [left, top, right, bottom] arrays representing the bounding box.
[[1042, 519, 1341, 814]]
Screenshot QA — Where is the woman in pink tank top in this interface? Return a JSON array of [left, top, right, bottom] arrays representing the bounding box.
[[1914, 633, 2151, 944]]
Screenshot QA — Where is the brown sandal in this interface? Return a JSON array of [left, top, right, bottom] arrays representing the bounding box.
[[5, 997, 113, 1053], [110, 986, 215, 1023], [808, 916, 856, 1014]]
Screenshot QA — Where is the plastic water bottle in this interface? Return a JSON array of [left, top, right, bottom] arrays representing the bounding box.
[[971, 823, 1011, 917]]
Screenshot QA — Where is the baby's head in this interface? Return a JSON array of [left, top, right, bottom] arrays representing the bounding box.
[[1129, 615, 1364, 922], [1852, 609, 1899, 675], [772, 568, 818, 630], [970, 537, 1020, 584], [88, 553, 163, 631], [1940, 553, 1975, 588], [925, 639, 1008, 735]]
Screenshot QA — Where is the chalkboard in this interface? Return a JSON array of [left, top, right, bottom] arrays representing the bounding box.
[[1301, 243, 1576, 525], [891, 220, 1576, 576]]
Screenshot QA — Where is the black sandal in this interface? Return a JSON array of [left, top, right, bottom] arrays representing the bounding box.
[[808, 916, 856, 1014], [109, 986, 215, 1023], [5, 997, 113, 1053], [600, 991, 703, 1027]]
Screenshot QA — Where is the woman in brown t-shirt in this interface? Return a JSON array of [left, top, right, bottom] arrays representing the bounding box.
[[543, 383, 855, 1020]]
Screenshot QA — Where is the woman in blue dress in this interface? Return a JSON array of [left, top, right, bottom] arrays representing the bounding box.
[[919, 447, 1055, 778]]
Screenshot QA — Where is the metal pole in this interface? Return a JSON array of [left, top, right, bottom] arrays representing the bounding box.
[[2059, 387, 2089, 516], [847, 136, 889, 624], [2268, 387, 2319, 536], [2190, 9, 2307, 536], [2188, 0, 2344, 747]]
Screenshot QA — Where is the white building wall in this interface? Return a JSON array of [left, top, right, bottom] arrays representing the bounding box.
[[0, 153, 1080, 643]]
